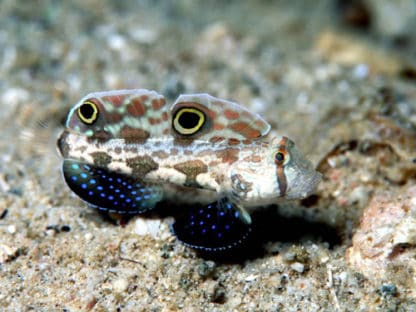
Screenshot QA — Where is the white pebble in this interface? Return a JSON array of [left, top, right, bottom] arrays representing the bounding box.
[[290, 262, 305, 273], [134, 218, 169, 239], [113, 278, 129, 293], [7, 225, 16, 234]]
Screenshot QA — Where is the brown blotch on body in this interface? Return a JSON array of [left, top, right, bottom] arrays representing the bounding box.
[[173, 160, 208, 187], [120, 126, 150, 144], [152, 98, 166, 110], [89, 130, 112, 142], [126, 155, 158, 177], [224, 109, 240, 120], [152, 150, 169, 159], [173, 137, 194, 147], [215, 148, 239, 164], [114, 147, 122, 154], [127, 97, 147, 117], [149, 117, 161, 125], [101, 95, 126, 107], [105, 112, 123, 123], [228, 138, 241, 146], [90, 152, 112, 167], [214, 173, 225, 185], [243, 155, 262, 163], [196, 150, 213, 158], [229, 122, 261, 139], [213, 123, 225, 131], [209, 136, 225, 143], [161, 111, 169, 121], [75, 145, 88, 154]]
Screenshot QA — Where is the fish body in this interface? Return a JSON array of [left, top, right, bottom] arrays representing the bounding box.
[[58, 89, 321, 250]]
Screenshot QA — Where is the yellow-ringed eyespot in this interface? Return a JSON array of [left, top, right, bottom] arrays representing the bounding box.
[[77, 101, 99, 125], [173, 107, 206, 135]]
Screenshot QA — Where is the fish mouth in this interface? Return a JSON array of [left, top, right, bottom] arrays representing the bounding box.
[[285, 170, 322, 200], [56, 129, 70, 157]]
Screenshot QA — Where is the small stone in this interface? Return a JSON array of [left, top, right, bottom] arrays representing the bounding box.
[[113, 278, 129, 293], [290, 262, 305, 273], [347, 185, 416, 285], [211, 284, 227, 304], [7, 224, 16, 234], [134, 218, 168, 239], [245, 274, 258, 282], [0, 244, 18, 263], [380, 284, 397, 297], [84, 233, 93, 241], [107, 34, 127, 51], [197, 260, 216, 279]]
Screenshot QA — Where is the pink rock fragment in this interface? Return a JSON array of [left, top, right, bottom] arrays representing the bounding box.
[[347, 185, 416, 282]]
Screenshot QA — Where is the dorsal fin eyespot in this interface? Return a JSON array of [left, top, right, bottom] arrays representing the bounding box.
[[171, 94, 271, 141]]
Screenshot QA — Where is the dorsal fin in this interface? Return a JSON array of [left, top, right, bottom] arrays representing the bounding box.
[[170, 94, 270, 142], [66, 89, 169, 142]]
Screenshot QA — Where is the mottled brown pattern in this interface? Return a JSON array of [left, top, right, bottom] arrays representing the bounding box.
[[173, 137, 194, 146], [196, 150, 213, 158], [152, 97, 166, 110], [214, 173, 225, 185], [243, 155, 262, 163], [152, 150, 169, 159], [224, 109, 240, 120], [173, 160, 208, 187], [101, 95, 125, 107], [209, 136, 225, 143], [75, 145, 88, 153], [124, 146, 138, 153], [105, 112, 123, 123], [208, 160, 220, 167], [227, 138, 240, 145], [126, 155, 159, 177], [89, 130, 112, 142], [149, 117, 161, 125], [215, 148, 239, 164], [119, 126, 150, 144], [114, 147, 122, 154], [213, 123, 225, 130], [161, 111, 168, 121], [170, 148, 179, 155], [229, 122, 261, 139], [90, 151, 112, 167], [127, 97, 147, 117]]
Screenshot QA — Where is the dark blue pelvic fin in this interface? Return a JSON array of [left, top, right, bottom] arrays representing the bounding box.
[[62, 159, 163, 214], [172, 198, 252, 252]]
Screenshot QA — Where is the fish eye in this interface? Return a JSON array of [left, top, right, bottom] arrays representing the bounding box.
[[275, 151, 289, 165], [77, 100, 99, 125], [173, 107, 206, 135]]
